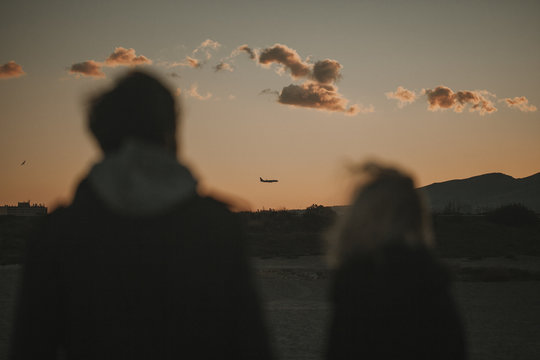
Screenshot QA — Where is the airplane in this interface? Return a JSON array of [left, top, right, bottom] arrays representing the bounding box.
[[20, 160, 26, 166], [260, 177, 278, 183]]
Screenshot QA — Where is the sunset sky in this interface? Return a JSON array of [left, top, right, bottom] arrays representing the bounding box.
[[1, 0, 539, 211]]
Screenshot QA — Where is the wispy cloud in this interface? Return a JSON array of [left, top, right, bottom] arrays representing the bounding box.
[[187, 83, 212, 100], [0, 61, 25, 79], [385, 86, 416, 107], [259, 88, 280, 96], [423, 85, 497, 115], [235, 44, 257, 60], [502, 96, 537, 112], [169, 40, 221, 69], [214, 62, 233, 72], [185, 56, 202, 68], [193, 39, 221, 60], [104, 47, 152, 66], [69, 60, 105, 78], [347, 104, 375, 115], [211, 43, 256, 73]]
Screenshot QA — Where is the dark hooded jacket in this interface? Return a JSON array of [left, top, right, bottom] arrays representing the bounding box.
[[10, 140, 272, 360], [326, 244, 467, 360]]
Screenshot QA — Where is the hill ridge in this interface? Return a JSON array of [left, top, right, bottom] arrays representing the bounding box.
[[420, 171, 540, 213]]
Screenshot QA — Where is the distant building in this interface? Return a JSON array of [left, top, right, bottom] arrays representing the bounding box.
[[0, 201, 47, 216]]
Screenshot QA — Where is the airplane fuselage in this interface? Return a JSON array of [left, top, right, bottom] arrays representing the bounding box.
[[260, 177, 278, 183]]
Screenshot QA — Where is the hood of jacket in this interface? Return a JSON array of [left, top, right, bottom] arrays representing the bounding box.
[[87, 139, 197, 216]]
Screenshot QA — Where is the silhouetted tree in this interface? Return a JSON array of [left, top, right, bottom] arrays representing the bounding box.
[[303, 204, 337, 231]]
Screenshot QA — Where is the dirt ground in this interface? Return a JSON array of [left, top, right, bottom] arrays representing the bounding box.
[[255, 256, 540, 360], [2, 257, 540, 359]]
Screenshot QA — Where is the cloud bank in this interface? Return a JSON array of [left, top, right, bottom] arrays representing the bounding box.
[[502, 96, 537, 112], [250, 43, 368, 115], [386, 86, 416, 107], [387, 85, 536, 116], [0, 61, 25, 79], [423, 86, 497, 115]]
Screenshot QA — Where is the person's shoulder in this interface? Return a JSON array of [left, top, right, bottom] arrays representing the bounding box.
[[384, 243, 447, 270], [184, 195, 239, 225], [36, 204, 70, 231], [190, 195, 232, 213], [336, 244, 450, 289], [389, 244, 452, 290]]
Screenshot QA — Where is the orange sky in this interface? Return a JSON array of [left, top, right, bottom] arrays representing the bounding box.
[[1, 0, 539, 211]]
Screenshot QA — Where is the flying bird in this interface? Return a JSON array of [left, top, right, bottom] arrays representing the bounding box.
[[20, 160, 26, 166], [260, 177, 278, 183]]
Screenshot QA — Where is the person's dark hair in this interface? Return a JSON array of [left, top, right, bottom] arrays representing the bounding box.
[[88, 71, 178, 153]]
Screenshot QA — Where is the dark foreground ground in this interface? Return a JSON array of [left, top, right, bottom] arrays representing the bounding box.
[[3, 212, 540, 265], [2, 256, 540, 360], [1, 211, 539, 358], [256, 256, 540, 360]]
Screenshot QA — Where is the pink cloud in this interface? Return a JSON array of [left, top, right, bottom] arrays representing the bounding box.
[[169, 56, 201, 69], [214, 62, 233, 72], [312, 59, 342, 84], [258, 44, 312, 79], [346, 104, 375, 116], [236, 44, 257, 60], [193, 39, 221, 60], [385, 86, 417, 107], [187, 83, 212, 100], [502, 96, 537, 112], [69, 60, 105, 78], [423, 85, 497, 115], [185, 56, 201, 68], [104, 47, 152, 66], [0, 61, 25, 79], [278, 81, 368, 115]]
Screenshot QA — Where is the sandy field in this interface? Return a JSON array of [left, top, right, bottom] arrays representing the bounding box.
[[2, 256, 540, 359]]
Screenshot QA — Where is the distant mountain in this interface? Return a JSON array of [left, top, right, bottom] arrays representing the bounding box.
[[420, 172, 540, 213]]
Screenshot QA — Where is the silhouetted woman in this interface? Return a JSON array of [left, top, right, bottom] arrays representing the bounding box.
[[10, 71, 272, 360], [326, 162, 466, 360]]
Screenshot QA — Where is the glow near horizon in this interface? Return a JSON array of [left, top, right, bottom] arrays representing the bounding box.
[[1, 0, 539, 211]]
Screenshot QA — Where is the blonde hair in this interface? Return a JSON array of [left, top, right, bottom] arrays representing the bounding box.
[[327, 162, 433, 268]]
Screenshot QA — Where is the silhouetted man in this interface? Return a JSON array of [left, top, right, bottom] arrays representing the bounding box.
[[10, 71, 273, 360]]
